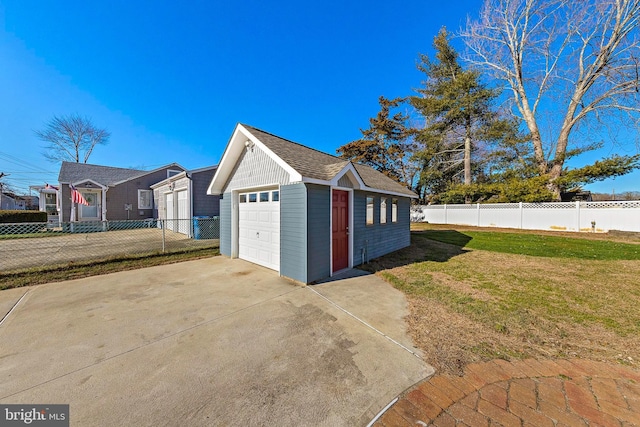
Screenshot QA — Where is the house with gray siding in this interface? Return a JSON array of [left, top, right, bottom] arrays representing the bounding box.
[[151, 165, 220, 236], [49, 162, 185, 222], [207, 123, 417, 284]]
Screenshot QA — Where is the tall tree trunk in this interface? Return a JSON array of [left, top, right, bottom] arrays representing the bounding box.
[[464, 122, 472, 186], [464, 119, 472, 204], [547, 128, 572, 201]]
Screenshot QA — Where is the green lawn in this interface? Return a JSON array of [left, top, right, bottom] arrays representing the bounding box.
[[416, 229, 640, 260], [364, 224, 640, 373]]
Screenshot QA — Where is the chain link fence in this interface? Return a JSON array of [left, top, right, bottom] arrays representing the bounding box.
[[0, 217, 219, 272]]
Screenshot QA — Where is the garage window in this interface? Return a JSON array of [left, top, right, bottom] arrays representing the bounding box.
[[366, 196, 374, 225], [272, 191, 279, 202], [248, 193, 257, 203], [240, 194, 247, 203], [260, 192, 269, 202], [392, 198, 398, 222]]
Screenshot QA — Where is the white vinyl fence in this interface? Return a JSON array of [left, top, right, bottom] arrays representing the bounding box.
[[411, 201, 640, 233]]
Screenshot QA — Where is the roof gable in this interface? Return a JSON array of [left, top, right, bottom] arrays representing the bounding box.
[[59, 162, 144, 186], [150, 165, 218, 189], [58, 161, 186, 187], [208, 124, 417, 198]]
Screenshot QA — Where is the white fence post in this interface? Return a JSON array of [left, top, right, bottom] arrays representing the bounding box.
[[477, 203, 481, 227], [444, 204, 448, 224], [519, 202, 523, 229], [576, 201, 581, 232]]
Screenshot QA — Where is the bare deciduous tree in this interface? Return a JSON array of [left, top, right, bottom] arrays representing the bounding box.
[[36, 114, 110, 163], [462, 0, 640, 198]]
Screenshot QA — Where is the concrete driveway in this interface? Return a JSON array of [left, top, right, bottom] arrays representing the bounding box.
[[0, 258, 433, 426]]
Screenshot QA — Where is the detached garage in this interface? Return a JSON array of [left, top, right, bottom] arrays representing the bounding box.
[[152, 165, 220, 237], [207, 124, 417, 284]]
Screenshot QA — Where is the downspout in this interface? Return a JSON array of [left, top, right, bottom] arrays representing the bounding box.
[[360, 240, 369, 265], [102, 187, 108, 231], [56, 184, 61, 220], [365, 240, 369, 264]]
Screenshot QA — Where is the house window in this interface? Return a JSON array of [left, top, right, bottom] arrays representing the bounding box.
[[392, 198, 398, 223], [248, 193, 257, 203], [240, 194, 247, 203], [366, 196, 374, 225], [260, 192, 269, 202], [44, 193, 57, 215], [380, 197, 387, 224], [272, 191, 279, 202], [138, 190, 153, 209], [167, 169, 181, 178]]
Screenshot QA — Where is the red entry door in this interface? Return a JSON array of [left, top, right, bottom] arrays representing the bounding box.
[[332, 190, 349, 272]]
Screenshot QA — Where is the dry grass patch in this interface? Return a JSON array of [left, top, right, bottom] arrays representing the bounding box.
[[363, 225, 640, 374], [0, 248, 219, 290]]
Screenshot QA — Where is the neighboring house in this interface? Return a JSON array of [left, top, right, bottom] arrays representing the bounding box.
[[53, 162, 185, 222], [0, 192, 22, 210], [561, 190, 593, 202], [30, 185, 60, 225], [17, 195, 39, 210], [207, 123, 417, 284], [151, 165, 220, 236]]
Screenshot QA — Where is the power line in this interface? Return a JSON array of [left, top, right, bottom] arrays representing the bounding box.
[[0, 151, 52, 173], [3, 171, 57, 174]]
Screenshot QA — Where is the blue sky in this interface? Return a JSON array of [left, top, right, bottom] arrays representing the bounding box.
[[0, 0, 637, 196]]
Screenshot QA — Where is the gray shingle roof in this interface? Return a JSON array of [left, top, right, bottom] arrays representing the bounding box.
[[242, 125, 417, 197], [58, 162, 146, 186]]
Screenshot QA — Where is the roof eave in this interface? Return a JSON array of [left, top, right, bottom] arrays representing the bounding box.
[[300, 176, 417, 198], [110, 163, 186, 186], [207, 124, 302, 195]]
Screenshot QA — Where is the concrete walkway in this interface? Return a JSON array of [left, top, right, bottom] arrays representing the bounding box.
[[376, 358, 640, 426]]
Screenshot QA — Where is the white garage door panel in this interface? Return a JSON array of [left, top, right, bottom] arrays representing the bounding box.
[[177, 190, 189, 235], [238, 190, 280, 271], [165, 193, 175, 232]]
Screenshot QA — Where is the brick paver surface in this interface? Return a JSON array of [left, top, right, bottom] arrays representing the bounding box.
[[375, 359, 640, 426]]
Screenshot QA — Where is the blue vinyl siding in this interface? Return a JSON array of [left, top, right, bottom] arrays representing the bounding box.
[[192, 169, 220, 217], [306, 184, 331, 283], [219, 192, 232, 256], [280, 183, 307, 283], [352, 191, 411, 265]]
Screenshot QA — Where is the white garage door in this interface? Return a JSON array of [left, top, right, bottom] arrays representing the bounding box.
[[177, 190, 189, 235], [238, 189, 280, 271], [165, 193, 175, 232]]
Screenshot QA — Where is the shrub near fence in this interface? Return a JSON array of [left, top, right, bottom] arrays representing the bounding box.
[[0, 210, 47, 223], [0, 217, 220, 271], [411, 201, 640, 233]]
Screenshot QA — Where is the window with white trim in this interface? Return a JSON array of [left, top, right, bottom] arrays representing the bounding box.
[[392, 198, 398, 223], [167, 169, 181, 178], [366, 195, 374, 225], [138, 190, 153, 209], [380, 197, 387, 224], [44, 193, 57, 215]]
